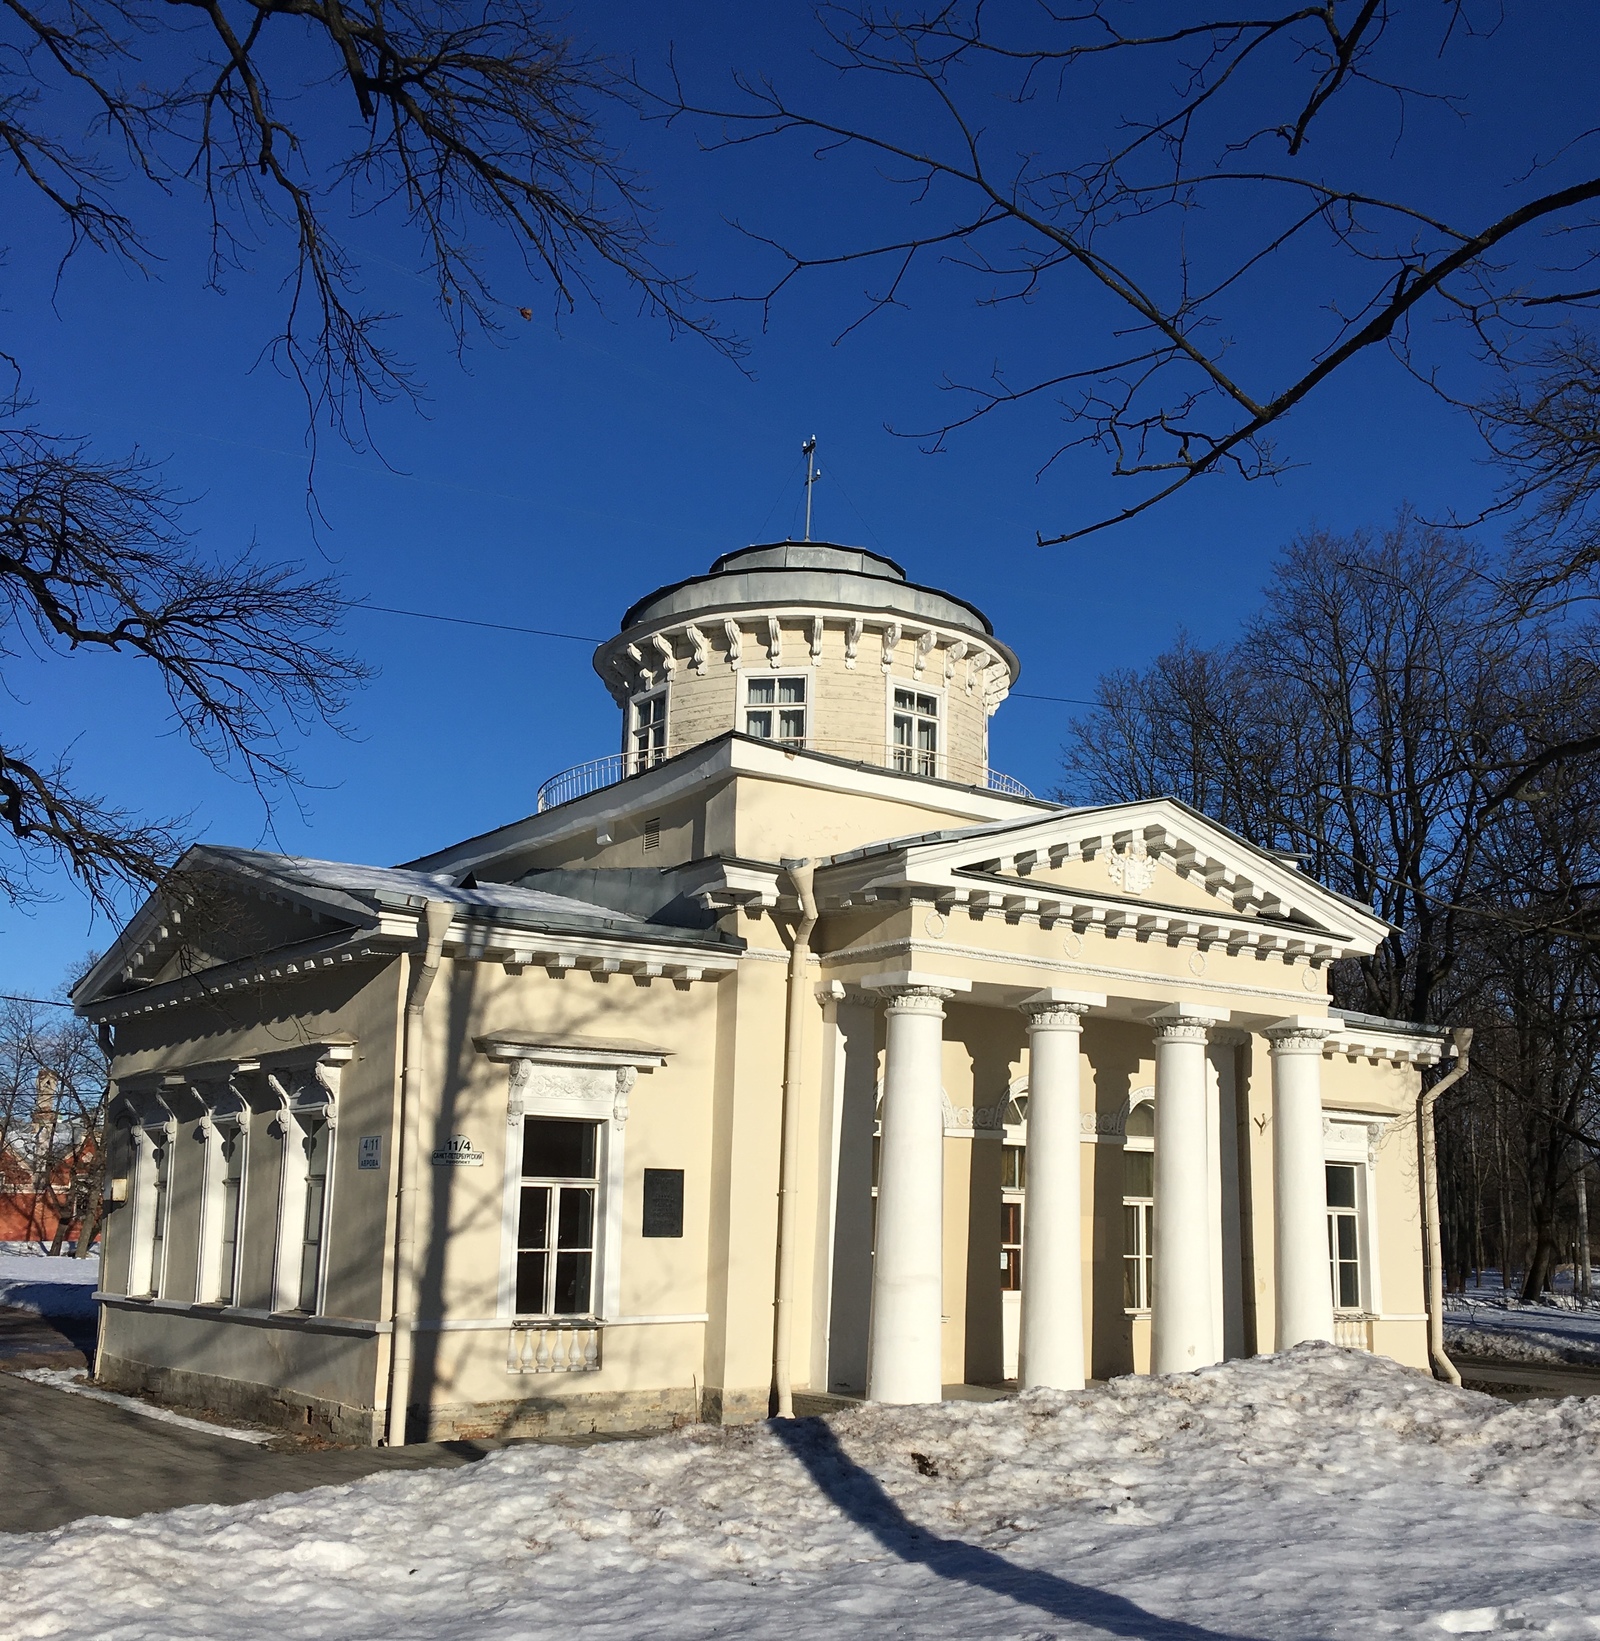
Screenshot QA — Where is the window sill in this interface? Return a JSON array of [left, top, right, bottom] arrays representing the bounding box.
[[96, 1292, 387, 1335]]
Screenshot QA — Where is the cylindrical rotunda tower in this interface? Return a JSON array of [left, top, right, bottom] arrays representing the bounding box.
[[589, 542, 1023, 794]]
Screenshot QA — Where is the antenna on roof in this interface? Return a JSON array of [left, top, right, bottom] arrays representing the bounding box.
[[801, 436, 820, 542]]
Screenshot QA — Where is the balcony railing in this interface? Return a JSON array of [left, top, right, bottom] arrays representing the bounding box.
[[535, 738, 1033, 812], [508, 1318, 602, 1374]]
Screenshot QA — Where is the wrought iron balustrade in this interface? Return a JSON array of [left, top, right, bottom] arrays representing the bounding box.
[[535, 738, 1033, 812]]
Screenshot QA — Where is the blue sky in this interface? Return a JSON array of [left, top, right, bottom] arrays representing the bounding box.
[[4, 3, 1593, 997]]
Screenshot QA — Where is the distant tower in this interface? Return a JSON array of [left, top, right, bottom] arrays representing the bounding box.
[[591, 541, 1021, 793], [30, 1067, 57, 1133]]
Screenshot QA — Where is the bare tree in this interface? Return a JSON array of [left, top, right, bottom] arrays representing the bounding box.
[[1, 407, 375, 905], [667, 3, 1599, 542], [0, 973, 108, 1253], [2, 1, 729, 907], [1063, 517, 1526, 1022], [5, 0, 733, 436], [1063, 517, 1600, 1299]]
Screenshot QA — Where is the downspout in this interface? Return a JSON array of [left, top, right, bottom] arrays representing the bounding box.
[[383, 899, 454, 1446], [772, 859, 819, 1419], [89, 1023, 115, 1379], [1418, 1026, 1473, 1386]]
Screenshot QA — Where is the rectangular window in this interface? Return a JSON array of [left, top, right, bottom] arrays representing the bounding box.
[[146, 1127, 171, 1297], [632, 691, 667, 770], [1001, 1144, 1026, 1192], [1327, 1163, 1362, 1311], [891, 688, 939, 776], [517, 1118, 600, 1316], [745, 675, 807, 744], [643, 1168, 684, 1238], [297, 1120, 331, 1314], [1123, 1145, 1154, 1311], [218, 1122, 245, 1305], [1000, 1200, 1023, 1291]]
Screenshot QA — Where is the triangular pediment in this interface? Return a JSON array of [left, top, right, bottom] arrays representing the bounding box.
[[826, 798, 1388, 958], [72, 845, 387, 1010]]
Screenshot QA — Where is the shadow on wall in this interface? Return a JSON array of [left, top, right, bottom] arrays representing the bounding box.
[[771, 1417, 1274, 1641], [410, 956, 700, 1440]]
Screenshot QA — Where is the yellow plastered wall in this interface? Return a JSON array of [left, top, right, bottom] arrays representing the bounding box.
[[405, 957, 725, 1414], [635, 618, 997, 780]]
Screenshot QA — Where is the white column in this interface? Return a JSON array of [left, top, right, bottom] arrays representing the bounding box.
[[864, 974, 964, 1404], [1150, 1005, 1225, 1374], [1269, 1018, 1335, 1348], [1019, 989, 1104, 1391]]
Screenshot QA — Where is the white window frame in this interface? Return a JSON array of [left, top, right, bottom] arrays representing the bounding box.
[[1324, 1114, 1385, 1317], [738, 667, 814, 749], [513, 1118, 604, 1318], [129, 1118, 174, 1299], [885, 677, 945, 779], [1123, 1093, 1155, 1315], [197, 1112, 248, 1305], [1000, 1127, 1025, 1293], [1326, 1163, 1364, 1313], [271, 1110, 336, 1316], [627, 685, 669, 772], [481, 1045, 664, 1329]]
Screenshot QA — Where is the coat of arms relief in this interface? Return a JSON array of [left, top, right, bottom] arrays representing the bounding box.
[[1106, 835, 1159, 894]]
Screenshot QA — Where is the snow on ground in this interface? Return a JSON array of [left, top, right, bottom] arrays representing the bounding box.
[[0, 1248, 99, 1320], [1447, 1287, 1600, 1368], [6, 1345, 1600, 1640]]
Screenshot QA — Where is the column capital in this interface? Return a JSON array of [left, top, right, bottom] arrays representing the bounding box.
[[1266, 1015, 1332, 1053], [879, 986, 954, 1016], [862, 969, 972, 1004], [1150, 1002, 1229, 1044], [1020, 986, 1105, 1027]]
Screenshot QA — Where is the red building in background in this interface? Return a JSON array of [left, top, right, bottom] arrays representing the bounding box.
[[1, 1069, 97, 1246]]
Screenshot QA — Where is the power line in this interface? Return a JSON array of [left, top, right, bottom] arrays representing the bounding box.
[[0, 993, 73, 1008], [340, 601, 603, 645]]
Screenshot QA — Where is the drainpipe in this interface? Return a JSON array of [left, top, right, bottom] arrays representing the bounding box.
[[772, 859, 819, 1419], [383, 899, 454, 1446], [1418, 1026, 1473, 1387]]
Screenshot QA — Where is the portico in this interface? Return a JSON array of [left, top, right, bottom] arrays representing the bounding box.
[[831, 958, 1358, 1404]]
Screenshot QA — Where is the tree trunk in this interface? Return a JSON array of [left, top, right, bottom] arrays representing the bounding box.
[[1578, 1167, 1592, 1301]]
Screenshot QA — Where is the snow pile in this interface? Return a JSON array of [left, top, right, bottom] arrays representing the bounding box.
[[1447, 1293, 1600, 1368], [0, 1249, 99, 1320], [7, 1346, 1600, 1639], [1445, 1324, 1599, 1368]]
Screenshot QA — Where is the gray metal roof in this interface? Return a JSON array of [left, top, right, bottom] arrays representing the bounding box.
[[200, 845, 651, 924], [614, 540, 1006, 656]]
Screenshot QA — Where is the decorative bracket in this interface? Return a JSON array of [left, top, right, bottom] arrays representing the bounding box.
[[913, 628, 937, 676]]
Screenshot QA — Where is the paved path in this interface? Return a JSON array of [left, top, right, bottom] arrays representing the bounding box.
[[0, 1371, 532, 1535], [0, 1305, 660, 1536], [1457, 1356, 1600, 1401]]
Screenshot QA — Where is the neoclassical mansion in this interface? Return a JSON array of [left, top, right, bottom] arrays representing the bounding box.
[[77, 542, 1450, 1441]]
